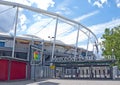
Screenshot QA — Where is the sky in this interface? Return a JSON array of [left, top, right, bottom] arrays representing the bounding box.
[[0, 0, 120, 53]]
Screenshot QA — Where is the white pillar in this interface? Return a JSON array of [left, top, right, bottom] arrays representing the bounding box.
[[74, 25, 80, 60], [86, 32, 90, 59], [41, 40, 44, 64], [51, 17, 58, 62], [12, 7, 19, 58]]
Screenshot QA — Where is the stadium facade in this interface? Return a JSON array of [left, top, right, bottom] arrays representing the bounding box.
[[0, 33, 116, 81]]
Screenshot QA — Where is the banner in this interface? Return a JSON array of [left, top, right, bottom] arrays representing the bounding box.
[[33, 51, 40, 61]]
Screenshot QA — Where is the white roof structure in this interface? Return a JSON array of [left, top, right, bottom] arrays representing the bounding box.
[[0, 1, 99, 59]]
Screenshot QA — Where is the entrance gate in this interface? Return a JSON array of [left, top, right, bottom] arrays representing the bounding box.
[[52, 59, 115, 79], [55, 66, 111, 79]]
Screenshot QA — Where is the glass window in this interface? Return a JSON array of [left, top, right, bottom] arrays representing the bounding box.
[[15, 52, 27, 59], [0, 42, 5, 47], [1, 51, 11, 56]]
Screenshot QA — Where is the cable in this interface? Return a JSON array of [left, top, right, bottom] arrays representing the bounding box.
[[34, 18, 55, 34], [0, 7, 16, 34], [9, 7, 17, 36], [57, 26, 76, 37], [0, 7, 15, 15]]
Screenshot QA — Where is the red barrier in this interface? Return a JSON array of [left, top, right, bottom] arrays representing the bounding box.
[[0, 58, 27, 81], [10, 61, 26, 80], [0, 59, 9, 81]]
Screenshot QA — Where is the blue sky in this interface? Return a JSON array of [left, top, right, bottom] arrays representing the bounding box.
[[0, 0, 120, 52]]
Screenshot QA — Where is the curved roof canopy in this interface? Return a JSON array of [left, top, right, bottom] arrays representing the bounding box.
[[0, 0, 98, 43]]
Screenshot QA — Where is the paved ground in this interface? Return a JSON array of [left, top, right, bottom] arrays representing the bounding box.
[[0, 79, 120, 85]]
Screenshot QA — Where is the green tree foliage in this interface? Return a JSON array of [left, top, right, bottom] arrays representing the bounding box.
[[101, 26, 120, 68]]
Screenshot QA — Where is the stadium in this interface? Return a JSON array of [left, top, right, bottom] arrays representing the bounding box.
[[0, 0, 116, 81]]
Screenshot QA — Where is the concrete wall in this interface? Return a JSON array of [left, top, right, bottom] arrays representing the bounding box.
[[5, 40, 13, 47]]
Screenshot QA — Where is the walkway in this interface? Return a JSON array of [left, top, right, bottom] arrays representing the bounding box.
[[0, 79, 120, 85]]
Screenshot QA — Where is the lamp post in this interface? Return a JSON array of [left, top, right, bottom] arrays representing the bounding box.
[[48, 36, 55, 78]]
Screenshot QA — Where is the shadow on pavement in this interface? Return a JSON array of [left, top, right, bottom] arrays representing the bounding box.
[[37, 81, 59, 85], [0, 79, 50, 85]]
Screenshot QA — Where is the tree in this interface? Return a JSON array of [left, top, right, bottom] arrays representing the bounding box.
[[101, 26, 120, 68]]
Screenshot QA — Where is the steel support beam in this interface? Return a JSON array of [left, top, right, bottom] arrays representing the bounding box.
[[0, 0, 98, 44], [74, 25, 80, 60], [12, 6, 18, 58], [86, 32, 90, 58], [51, 17, 58, 62]]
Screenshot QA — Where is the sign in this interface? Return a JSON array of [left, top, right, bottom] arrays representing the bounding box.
[[33, 51, 40, 60], [30, 45, 43, 65], [50, 65, 55, 70]]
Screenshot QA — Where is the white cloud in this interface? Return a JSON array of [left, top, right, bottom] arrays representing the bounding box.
[[26, 18, 77, 44], [89, 18, 120, 35], [18, 14, 27, 32], [3, 0, 32, 6], [79, 43, 94, 51], [58, 30, 78, 44], [90, 0, 120, 8], [93, 1, 103, 8], [101, 0, 107, 4], [77, 18, 120, 51], [33, 14, 42, 22], [117, 3, 120, 8], [2, 0, 120, 51], [55, 0, 73, 15], [116, 0, 120, 8], [28, 0, 55, 10], [0, 5, 16, 33], [84, 18, 120, 52], [74, 11, 99, 22], [26, 18, 56, 39], [88, 0, 91, 3], [24, 10, 99, 46], [1, 0, 55, 35], [3, 0, 55, 10], [26, 17, 93, 47], [73, 6, 79, 9], [89, 0, 107, 8], [35, 18, 120, 50], [56, 0, 69, 10], [19, 14, 27, 25]]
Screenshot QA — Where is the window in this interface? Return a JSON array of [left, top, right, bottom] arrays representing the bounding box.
[[1, 51, 11, 56], [15, 52, 27, 59], [0, 42, 5, 47], [81, 52, 86, 57]]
